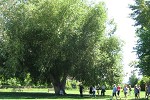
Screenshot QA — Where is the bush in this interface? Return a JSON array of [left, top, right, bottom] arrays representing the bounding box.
[[66, 79, 78, 89]]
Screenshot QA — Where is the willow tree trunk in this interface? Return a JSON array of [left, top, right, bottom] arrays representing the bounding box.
[[52, 76, 67, 95]]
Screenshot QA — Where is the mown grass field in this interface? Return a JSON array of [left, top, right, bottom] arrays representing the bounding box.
[[0, 88, 149, 100]]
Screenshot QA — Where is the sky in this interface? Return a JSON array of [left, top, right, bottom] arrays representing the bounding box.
[[90, 0, 138, 83]]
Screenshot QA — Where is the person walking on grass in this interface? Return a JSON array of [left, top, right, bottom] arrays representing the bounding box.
[[137, 85, 141, 98], [145, 84, 148, 98], [134, 85, 139, 99], [92, 86, 96, 97], [117, 84, 121, 98], [101, 85, 106, 96], [89, 86, 93, 96], [79, 83, 84, 97], [111, 84, 117, 100], [123, 85, 128, 99], [128, 85, 132, 96], [147, 84, 150, 99]]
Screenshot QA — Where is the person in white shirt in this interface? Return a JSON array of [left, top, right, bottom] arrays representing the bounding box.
[[92, 86, 96, 97]]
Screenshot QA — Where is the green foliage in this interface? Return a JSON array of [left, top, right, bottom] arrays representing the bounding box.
[[24, 73, 32, 86], [66, 79, 78, 89], [7, 78, 21, 86], [138, 76, 150, 91], [138, 80, 145, 91], [128, 72, 138, 87], [130, 0, 150, 76], [141, 76, 150, 83], [0, 0, 123, 93]]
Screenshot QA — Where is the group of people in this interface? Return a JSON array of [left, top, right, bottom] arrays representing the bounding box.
[[79, 84, 106, 97], [111, 84, 150, 100], [79, 83, 150, 99], [111, 84, 131, 99], [89, 84, 106, 97]]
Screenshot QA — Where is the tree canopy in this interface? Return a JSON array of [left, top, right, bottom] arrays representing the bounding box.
[[130, 0, 150, 76], [0, 0, 123, 94]]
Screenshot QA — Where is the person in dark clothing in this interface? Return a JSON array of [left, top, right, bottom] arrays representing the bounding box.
[[101, 85, 106, 96], [89, 86, 93, 96], [79, 84, 84, 97]]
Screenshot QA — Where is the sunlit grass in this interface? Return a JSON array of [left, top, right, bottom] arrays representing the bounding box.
[[0, 88, 148, 100]]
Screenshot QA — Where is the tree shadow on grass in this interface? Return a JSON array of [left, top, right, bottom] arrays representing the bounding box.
[[0, 92, 148, 100], [0, 92, 112, 99]]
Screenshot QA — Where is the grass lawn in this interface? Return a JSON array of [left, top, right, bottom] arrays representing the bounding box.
[[0, 88, 149, 100]]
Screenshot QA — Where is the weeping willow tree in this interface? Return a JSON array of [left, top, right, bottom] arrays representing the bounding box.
[[0, 0, 123, 94]]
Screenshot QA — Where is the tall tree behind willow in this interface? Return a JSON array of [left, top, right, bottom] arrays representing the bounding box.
[[130, 0, 150, 76], [1, 0, 123, 94]]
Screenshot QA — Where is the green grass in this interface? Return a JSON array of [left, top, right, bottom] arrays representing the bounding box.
[[0, 88, 148, 100]]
